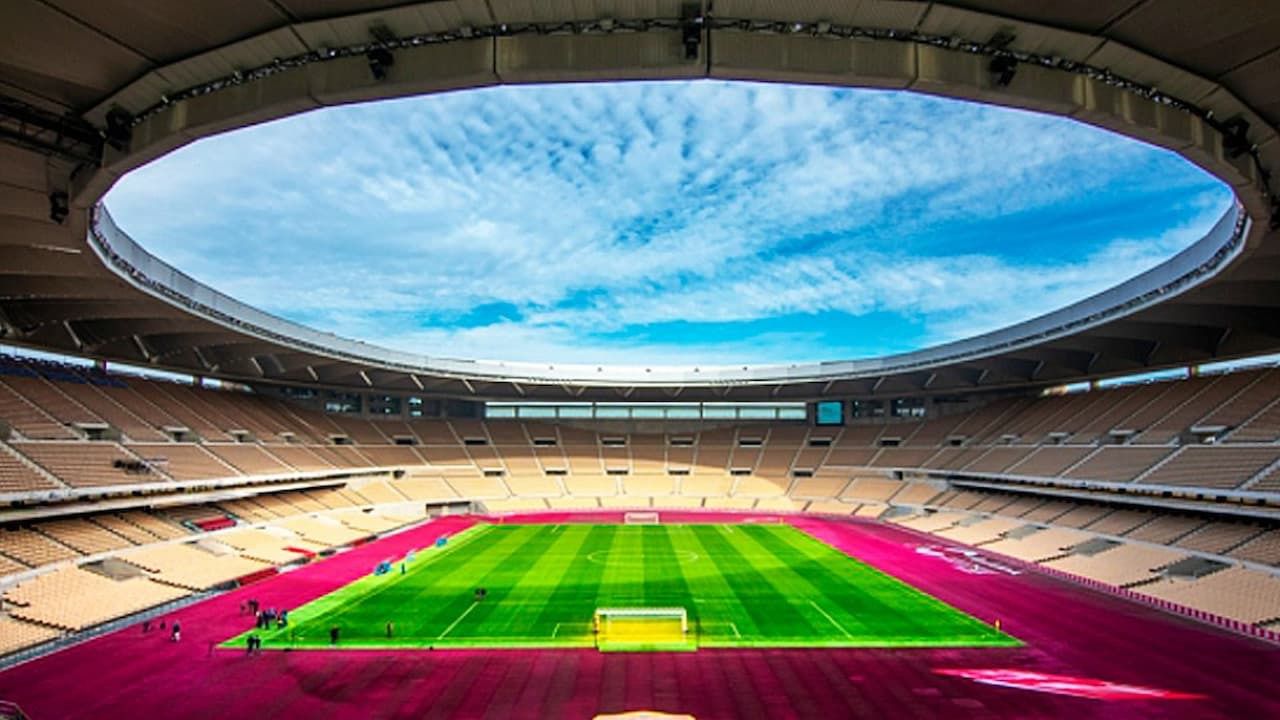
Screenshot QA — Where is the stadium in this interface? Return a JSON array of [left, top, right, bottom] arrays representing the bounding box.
[[1, 1, 1279, 717]]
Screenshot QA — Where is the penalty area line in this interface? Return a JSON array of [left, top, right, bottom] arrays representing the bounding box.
[[438, 602, 480, 639], [808, 601, 852, 638]]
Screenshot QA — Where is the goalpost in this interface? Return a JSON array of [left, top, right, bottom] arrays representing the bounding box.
[[593, 607, 693, 651], [623, 511, 660, 525]]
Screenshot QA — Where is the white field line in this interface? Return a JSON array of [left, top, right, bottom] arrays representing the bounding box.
[[809, 601, 852, 638], [438, 602, 480, 639], [552, 622, 562, 638], [729, 621, 742, 639]]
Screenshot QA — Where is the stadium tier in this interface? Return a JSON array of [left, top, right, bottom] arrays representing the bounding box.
[[1, 354, 1278, 665], [3, 356, 1280, 498]]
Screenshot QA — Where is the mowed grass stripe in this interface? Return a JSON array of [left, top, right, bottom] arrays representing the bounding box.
[[644, 525, 697, 610], [598, 526, 648, 607], [642, 525, 684, 607]]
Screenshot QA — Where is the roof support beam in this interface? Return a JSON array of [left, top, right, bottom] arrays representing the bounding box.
[[130, 334, 152, 362], [61, 320, 82, 350]]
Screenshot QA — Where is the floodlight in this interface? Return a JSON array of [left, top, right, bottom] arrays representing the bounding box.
[[1221, 117, 1251, 158], [48, 192, 69, 224], [366, 48, 395, 81], [103, 107, 133, 151], [989, 55, 1017, 87], [681, 2, 701, 60]]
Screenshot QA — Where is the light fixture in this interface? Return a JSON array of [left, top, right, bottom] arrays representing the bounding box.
[[366, 48, 395, 81], [989, 55, 1017, 87], [48, 192, 69, 224], [681, 2, 701, 60], [1221, 117, 1251, 158], [103, 107, 133, 151]]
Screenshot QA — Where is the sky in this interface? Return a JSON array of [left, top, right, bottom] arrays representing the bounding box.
[[104, 80, 1233, 367]]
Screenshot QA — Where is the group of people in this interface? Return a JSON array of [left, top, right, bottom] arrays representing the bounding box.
[[241, 598, 288, 630], [255, 607, 288, 630], [141, 618, 181, 642]]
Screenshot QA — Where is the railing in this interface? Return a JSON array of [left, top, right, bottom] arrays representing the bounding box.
[[87, 200, 1249, 386]]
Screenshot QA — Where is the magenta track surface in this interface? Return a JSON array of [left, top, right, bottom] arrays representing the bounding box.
[[1, 513, 1276, 719]]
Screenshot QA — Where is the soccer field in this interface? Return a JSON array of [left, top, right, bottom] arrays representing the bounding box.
[[231, 523, 1018, 651]]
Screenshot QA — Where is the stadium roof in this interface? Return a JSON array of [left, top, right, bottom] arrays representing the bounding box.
[[1, 0, 1279, 401]]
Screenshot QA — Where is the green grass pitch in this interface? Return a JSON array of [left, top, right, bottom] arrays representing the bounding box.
[[229, 523, 1019, 651]]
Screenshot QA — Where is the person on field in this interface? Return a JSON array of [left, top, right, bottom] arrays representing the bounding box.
[[171, 620, 181, 642]]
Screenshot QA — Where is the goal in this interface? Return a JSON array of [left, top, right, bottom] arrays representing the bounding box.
[[593, 607, 693, 651], [623, 511, 660, 525]]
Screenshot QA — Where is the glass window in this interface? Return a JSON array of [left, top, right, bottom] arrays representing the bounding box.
[[702, 405, 736, 419], [778, 406, 808, 421], [815, 401, 844, 425]]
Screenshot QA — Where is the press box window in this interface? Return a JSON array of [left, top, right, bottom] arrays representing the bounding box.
[[815, 401, 844, 426]]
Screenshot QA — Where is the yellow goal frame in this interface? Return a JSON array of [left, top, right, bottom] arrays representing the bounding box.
[[593, 607, 693, 652]]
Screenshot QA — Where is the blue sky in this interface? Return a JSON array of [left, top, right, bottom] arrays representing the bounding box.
[[104, 81, 1232, 366]]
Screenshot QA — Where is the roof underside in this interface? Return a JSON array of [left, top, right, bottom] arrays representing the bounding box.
[[0, 0, 1278, 401]]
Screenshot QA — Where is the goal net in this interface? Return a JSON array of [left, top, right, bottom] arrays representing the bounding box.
[[624, 511, 660, 525], [594, 607, 693, 651]]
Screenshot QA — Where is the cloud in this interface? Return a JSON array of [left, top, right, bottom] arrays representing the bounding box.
[[103, 80, 1232, 366]]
